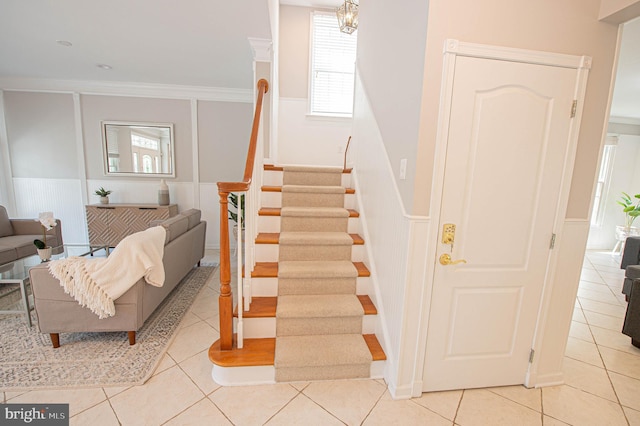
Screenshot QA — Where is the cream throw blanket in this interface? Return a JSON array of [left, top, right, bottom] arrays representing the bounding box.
[[48, 226, 167, 319]]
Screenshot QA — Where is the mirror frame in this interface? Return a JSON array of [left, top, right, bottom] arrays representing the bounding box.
[[101, 121, 176, 178]]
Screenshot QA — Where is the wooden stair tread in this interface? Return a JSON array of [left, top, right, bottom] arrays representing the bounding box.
[[364, 334, 387, 361], [357, 295, 377, 315], [255, 232, 364, 245], [264, 164, 352, 174], [209, 334, 385, 367], [234, 297, 277, 318], [354, 262, 371, 277], [262, 185, 355, 194], [259, 207, 359, 217], [252, 262, 370, 278], [233, 295, 376, 318], [209, 336, 275, 367]]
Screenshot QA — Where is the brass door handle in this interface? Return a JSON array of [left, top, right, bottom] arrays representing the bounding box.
[[439, 253, 467, 266]]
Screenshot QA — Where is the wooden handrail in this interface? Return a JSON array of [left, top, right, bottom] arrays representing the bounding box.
[[217, 78, 269, 350]]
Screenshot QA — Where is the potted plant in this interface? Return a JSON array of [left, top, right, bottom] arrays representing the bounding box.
[[33, 211, 58, 261], [95, 187, 112, 204], [228, 193, 245, 241], [616, 192, 640, 243]]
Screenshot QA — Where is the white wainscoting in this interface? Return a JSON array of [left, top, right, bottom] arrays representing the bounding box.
[[12, 178, 225, 248], [199, 183, 222, 250], [86, 179, 194, 208], [351, 74, 431, 399], [13, 178, 87, 245]]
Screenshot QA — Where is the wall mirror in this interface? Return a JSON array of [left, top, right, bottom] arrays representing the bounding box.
[[101, 121, 175, 177]]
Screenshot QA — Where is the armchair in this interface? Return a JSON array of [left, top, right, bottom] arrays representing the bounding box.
[[0, 206, 63, 265]]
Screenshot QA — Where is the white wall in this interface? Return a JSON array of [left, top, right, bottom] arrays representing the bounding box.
[[351, 71, 430, 399], [276, 5, 352, 167], [354, 0, 429, 214], [278, 98, 351, 167], [588, 134, 640, 249]]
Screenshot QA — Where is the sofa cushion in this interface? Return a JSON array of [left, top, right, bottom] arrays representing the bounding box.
[[161, 215, 189, 243], [181, 209, 201, 230], [0, 244, 17, 265], [0, 235, 40, 259], [0, 206, 13, 238]]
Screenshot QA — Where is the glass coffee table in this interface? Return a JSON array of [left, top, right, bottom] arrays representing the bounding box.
[[0, 245, 108, 326]]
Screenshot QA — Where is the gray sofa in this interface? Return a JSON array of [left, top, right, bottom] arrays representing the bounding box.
[[620, 236, 640, 348], [0, 206, 63, 265], [29, 208, 206, 348]]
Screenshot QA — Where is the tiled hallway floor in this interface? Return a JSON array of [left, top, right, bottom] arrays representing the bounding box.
[[2, 250, 640, 425]]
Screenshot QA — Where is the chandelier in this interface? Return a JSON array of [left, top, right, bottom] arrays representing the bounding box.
[[336, 0, 358, 34]]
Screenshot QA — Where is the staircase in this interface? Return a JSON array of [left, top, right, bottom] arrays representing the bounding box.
[[209, 164, 386, 385]]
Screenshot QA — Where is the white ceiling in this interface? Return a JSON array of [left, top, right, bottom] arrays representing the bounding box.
[[0, 0, 272, 89], [0, 1, 636, 121]]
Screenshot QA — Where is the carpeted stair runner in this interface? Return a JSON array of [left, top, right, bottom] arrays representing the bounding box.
[[282, 185, 346, 208], [280, 207, 349, 233], [274, 166, 372, 382], [277, 260, 357, 295]]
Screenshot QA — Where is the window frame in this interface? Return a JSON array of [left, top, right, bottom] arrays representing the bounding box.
[[590, 137, 618, 227], [308, 10, 357, 119]]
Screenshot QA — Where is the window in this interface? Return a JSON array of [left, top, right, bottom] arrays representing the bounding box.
[[309, 12, 358, 116], [591, 138, 617, 227]]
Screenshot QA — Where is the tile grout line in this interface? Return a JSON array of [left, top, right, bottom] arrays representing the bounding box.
[[358, 385, 388, 425], [587, 258, 632, 425], [451, 389, 464, 424]]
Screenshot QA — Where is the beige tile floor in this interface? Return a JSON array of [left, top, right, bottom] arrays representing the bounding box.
[[3, 250, 640, 425]]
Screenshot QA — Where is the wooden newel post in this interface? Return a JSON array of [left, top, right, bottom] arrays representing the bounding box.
[[218, 189, 233, 350]]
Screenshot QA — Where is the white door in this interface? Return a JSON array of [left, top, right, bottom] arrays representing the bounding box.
[[423, 54, 580, 391]]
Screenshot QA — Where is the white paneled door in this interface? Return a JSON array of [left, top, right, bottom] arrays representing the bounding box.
[[423, 51, 586, 391]]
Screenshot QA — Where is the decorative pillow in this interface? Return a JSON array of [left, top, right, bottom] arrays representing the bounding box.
[[0, 206, 14, 238]]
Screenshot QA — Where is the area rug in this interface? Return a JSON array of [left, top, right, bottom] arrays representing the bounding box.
[[0, 265, 216, 391]]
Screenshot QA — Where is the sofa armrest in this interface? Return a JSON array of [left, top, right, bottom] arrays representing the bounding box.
[[30, 263, 145, 334], [11, 219, 62, 243]]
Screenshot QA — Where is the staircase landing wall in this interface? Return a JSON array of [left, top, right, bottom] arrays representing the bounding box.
[[351, 72, 431, 399]]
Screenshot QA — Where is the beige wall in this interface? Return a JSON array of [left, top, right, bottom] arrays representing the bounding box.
[[197, 100, 253, 183], [81, 95, 193, 181], [4, 92, 78, 179], [414, 0, 620, 217], [279, 5, 312, 99], [600, 0, 640, 22]]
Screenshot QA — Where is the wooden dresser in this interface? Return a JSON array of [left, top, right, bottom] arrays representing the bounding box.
[[86, 203, 178, 248]]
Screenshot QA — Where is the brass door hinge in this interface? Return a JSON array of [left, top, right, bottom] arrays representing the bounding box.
[[570, 100, 577, 118]]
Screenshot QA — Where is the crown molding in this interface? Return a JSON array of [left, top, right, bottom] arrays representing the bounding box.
[[248, 38, 273, 62], [0, 77, 253, 103]]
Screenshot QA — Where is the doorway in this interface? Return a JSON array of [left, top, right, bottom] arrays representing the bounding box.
[[422, 42, 590, 391]]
